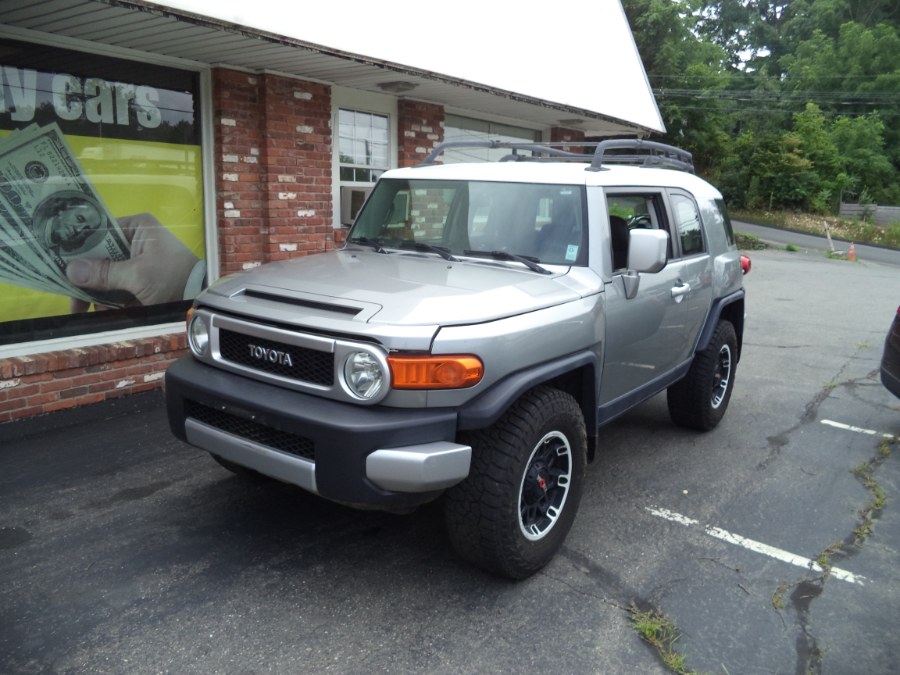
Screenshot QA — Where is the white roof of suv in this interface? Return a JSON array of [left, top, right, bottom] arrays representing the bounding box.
[[383, 140, 723, 202]]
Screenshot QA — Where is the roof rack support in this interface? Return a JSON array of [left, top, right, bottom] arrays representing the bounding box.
[[588, 139, 694, 173], [418, 139, 694, 173]]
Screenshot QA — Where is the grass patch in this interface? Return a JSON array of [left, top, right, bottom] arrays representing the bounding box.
[[785, 244, 799, 252], [735, 232, 768, 250], [628, 604, 696, 674]]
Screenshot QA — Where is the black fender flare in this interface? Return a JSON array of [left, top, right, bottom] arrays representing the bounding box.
[[457, 350, 600, 432], [696, 289, 745, 360]]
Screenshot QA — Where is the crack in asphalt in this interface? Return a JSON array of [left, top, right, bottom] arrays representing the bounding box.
[[558, 354, 891, 674], [784, 433, 891, 675], [553, 547, 689, 671], [761, 358, 894, 675]]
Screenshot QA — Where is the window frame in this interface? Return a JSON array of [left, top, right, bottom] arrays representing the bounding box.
[[331, 87, 398, 228]]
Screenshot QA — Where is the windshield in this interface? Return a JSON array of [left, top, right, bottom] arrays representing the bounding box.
[[349, 178, 587, 266]]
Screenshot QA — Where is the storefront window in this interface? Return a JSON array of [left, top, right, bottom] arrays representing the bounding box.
[[0, 38, 205, 346]]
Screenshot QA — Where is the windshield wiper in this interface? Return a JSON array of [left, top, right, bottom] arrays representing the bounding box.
[[347, 236, 387, 253], [463, 250, 551, 275], [399, 240, 459, 262]]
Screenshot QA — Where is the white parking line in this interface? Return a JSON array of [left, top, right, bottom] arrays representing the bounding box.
[[820, 419, 895, 439], [645, 507, 866, 586]]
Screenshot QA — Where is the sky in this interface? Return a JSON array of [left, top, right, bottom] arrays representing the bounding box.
[[149, 0, 664, 132]]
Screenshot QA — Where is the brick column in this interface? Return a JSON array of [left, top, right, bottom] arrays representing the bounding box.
[[550, 127, 586, 155], [214, 69, 267, 276], [260, 75, 334, 261], [398, 101, 444, 167], [213, 69, 334, 274]]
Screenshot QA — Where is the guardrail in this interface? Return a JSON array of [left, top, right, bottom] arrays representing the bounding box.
[[839, 203, 900, 226]]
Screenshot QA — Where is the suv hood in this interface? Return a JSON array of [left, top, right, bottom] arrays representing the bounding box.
[[206, 249, 581, 326]]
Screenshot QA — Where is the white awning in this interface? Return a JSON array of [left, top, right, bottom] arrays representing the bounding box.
[[0, 0, 665, 136]]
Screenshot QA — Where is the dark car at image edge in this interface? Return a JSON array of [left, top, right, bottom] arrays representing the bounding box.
[[881, 305, 900, 398]]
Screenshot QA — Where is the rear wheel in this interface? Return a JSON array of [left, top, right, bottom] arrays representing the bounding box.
[[444, 386, 587, 579], [667, 320, 737, 431]]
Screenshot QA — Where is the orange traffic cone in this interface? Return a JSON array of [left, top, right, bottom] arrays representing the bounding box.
[[848, 242, 857, 261]]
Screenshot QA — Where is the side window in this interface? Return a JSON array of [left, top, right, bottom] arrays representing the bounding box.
[[670, 193, 705, 256], [606, 192, 667, 271]]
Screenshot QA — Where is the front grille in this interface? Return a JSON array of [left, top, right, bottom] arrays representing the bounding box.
[[186, 400, 315, 461], [219, 328, 333, 385]]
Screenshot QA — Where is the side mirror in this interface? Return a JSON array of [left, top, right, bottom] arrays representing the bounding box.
[[620, 229, 669, 300], [627, 229, 668, 273]]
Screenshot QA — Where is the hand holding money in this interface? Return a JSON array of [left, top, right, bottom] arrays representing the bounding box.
[[66, 213, 200, 310], [0, 123, 132, 306]]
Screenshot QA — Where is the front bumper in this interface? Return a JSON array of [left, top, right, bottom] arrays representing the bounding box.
[[166, 356, 470, 508]]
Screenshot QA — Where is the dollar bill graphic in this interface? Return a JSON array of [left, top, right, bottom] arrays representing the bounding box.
[[0, 122, 131, 306]]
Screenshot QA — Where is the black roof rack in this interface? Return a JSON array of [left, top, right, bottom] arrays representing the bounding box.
[[419, 139, 694, 173]]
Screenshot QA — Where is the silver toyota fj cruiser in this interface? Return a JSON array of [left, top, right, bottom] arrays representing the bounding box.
[[166, 140, 747, 579]]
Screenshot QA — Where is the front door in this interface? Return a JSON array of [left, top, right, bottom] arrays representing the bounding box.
[[599, 190, 712, 407]]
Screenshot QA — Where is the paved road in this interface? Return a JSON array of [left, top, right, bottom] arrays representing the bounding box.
[[1, 247, 898, 673], [734, 219, 900, 267]]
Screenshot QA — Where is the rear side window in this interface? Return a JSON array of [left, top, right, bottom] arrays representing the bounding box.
[[670, 193, 705, 256], [715, 198, 736, 246]]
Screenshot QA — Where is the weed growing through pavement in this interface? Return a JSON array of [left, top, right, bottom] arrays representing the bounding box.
[[628, 604, 697, 674], [772, 581, 791, 609]]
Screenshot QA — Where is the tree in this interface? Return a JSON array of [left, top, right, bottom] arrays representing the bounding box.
[[621, 0, 731, 174], [624, 0, 900, 211], [830, 113, 898, 204]]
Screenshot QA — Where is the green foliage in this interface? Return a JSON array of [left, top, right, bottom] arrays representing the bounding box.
[[622, 0, 900, 214], [622, 0, 732, 173]]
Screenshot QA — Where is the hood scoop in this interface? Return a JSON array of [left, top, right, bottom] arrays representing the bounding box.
[[241, 288, 361, 317]]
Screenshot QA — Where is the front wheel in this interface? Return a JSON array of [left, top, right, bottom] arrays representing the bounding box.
[[667, 320, 738, 431], [443, 386, 587, 579]]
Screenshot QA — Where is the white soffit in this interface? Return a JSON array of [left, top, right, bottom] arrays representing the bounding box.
[[149, 0, 665, 134]]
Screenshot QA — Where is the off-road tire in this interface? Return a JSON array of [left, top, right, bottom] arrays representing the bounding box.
[[667, 320, 737, 431], [443, 386, 587, 579]]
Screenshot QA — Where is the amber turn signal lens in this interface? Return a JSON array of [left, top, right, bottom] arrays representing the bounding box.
[[185, 306, 195, 329], [388, 355, 484, 389]]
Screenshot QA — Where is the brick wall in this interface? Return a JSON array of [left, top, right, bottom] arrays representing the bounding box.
[[398, 101, 444, 167], [0, 333, 186, 423], [215, 70, 335, 275]]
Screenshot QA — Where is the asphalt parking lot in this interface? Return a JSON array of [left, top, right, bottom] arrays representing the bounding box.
[[2, 237, 898, 674]]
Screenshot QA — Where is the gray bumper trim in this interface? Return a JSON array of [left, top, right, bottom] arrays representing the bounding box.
[[185, 418, 318, 493], [366, 442, 471, 492]]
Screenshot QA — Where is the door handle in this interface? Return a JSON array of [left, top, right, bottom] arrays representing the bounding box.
[[671, 282, 691, 303]]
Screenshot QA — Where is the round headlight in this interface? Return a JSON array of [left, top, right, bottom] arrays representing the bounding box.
[[343, 351, 385, 400], [188, 313, 210, 357]]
